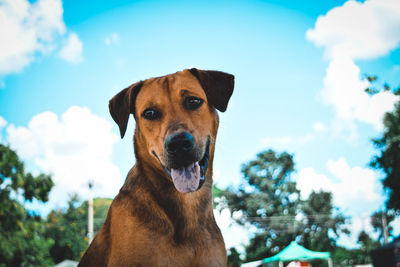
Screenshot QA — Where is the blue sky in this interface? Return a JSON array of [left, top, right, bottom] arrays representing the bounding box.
[[1, 0, 400, 251]]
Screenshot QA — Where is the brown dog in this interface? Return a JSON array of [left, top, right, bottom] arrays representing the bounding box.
[[78, 68, 234, 266]]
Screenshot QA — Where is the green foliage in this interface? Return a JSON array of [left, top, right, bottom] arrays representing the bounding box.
[[213, 184, 223, 209], [220, 149, 349, 264], [370, 210, 395, 244], [0, 144, 54, 266], [356, 230, 379, 264], [366, 75, 378, 83], [227, 247, 242, 267], [332, 247, 362, 267], [363, 75, 400, 96], [0, 144, 112, 265], [79, 197, 112, 232], [221, 150, 299, 261], [0, 214, 55, 267], [332, 232, 380, 267], [45, 194, 88, 263], [299, 191, 349, 252], [224, 150, 297, 222], [45, 195, 112, 263], [371, 101, 400, 212]]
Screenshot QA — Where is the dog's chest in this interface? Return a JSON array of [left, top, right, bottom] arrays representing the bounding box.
[[107, 187, 226, 266], [109, 219, 226, 266], [150, 238, 226, 267]]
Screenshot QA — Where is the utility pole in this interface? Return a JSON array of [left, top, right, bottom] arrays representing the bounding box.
[[382, 212, 389, 244], [88, 181, 94, 245]]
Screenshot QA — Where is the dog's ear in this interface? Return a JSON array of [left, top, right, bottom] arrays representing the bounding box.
[[109, 81, 143, 138], [188, 68, 234, 112]]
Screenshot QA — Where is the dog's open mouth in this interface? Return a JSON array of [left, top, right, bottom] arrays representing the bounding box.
[[154, 140, 209, 193]]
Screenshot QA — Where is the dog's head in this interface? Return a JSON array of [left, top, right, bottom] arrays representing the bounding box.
[[109, 68, 234, 193]]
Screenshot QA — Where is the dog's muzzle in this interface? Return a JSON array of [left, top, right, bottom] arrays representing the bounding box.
[[155, 132, 209, 193]]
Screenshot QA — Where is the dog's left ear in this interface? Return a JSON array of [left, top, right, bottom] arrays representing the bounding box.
[[109, 81, 143, 138], [189, 68, 234, 112]]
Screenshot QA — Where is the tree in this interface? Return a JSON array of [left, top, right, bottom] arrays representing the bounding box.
[[370, 210, 395, 245], [45, 194, 88, 263], [356, 230, 378, 264], [45, 195, 112, 263], [0, 144, 54, 266], [220, 149, 349, 264], [367, 77, 400, 212], [330, 231, 378, 266], [332, 247, 363, 267], [221, 150, 300, 261], [298, 191, 349, 267], [299, 191, 349, 252], [371, 101, 400, 212], [364, 75, 399, 97]]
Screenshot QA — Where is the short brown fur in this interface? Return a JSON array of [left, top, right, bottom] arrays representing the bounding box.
[[79, 69, 234, 267]]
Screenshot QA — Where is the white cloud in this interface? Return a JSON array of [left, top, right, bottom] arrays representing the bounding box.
[[307, 0, 400, 136], [297, 159, 386, 247], [327, 158, 381, 205], [104, 33, 120, 46], [6, 106, 121, 206], [0, 116, 6, 128], [59, 32, 83, 63], [393, 217, 400, 236], [0, 0, 83, 76], [0, 116, 7, 142], [260, 121, 326, 148], [296, 167, 332, 199], [306, 0, 400, 60], [337, 214, 375, 248], [312, 121, 327, 133], [322, 58, 398, 132], [297, 158, 382, 207]]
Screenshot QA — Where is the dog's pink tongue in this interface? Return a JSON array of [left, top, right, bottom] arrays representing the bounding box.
[[171, 162, 200, 193]]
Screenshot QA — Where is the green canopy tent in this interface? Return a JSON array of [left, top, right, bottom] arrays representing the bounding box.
[[262, 242, 332, 267]]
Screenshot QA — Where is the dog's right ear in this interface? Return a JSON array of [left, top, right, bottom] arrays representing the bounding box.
[[109, 81, 143, 138]]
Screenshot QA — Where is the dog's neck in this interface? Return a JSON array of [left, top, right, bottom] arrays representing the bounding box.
[[121, 135, 217, 244]]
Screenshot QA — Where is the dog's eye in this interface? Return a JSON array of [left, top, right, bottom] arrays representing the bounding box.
[[184, 97, 204, 110], [142, 108, 161, 120]]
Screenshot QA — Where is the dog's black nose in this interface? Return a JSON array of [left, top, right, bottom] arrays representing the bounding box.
[[165, 132, 195, 155]]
